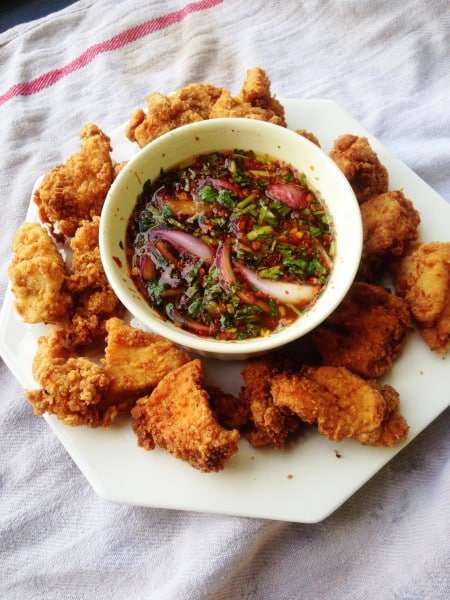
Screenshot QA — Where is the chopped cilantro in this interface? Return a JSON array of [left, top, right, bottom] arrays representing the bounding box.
[[198, 184, 217, 203]]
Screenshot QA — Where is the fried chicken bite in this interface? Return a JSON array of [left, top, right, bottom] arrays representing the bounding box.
[[207, 386, 251, 430], [103, 317, 190, 402], [25, 328, 126, 428], [67, 216, 108, 291], [126, 68, 286, 147], [358, 190, 421, 281], [329, 134, 388, 203], [272, 366, 409, 446], [8, 222, 72, 325], [131, 359, 240, 472], [295, 129, 321, 147], [359, 382, 409, 447], [209, 88, 286, 125], [270, 371, 319, 425], [234, 66, 286, 123], [34, 123, 114, 238], [208, 87, 283, 123], [312, 282, 413, 378], [65, 216, 124, 347], [126, 83, 224, 147], [175, 83, 225, 116], [392, 241, 450, 353], [239, 358, 301, 449]]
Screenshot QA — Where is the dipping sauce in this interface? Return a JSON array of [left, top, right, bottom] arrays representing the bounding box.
[[127, 149, 335, 340]]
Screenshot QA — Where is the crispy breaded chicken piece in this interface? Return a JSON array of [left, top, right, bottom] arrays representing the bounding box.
[[176, 83, 225, 116], [392, 241, 450, 353], [65, 216, 124, 347], [360, 383, 410, 447], [295, 129, 321, 146], [270, 371, 319, 425], [8, 222, 72, 325], [239, 358, 301, 449], [34, 123, 114, 238], [66, 216, 107, 291], [126, 68, 286, 147], [126, 83, 224, 147], [131, 359, 240, 472], [358, 190, 421, 281], [329, 134, 388, 203], [312, 282, 413, 378], [24, 328, 125, 428], [209, 88, 286, 125], [272, 366, 409, 446], [207, 386, 251, 430], [232, 66, 286, 123], [103, 317, 190, 402]]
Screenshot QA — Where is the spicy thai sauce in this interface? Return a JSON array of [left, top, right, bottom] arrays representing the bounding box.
[[126, 149, 334, 340]]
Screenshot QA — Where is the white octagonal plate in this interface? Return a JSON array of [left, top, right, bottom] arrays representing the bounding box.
[[1, 99, 449, 523]]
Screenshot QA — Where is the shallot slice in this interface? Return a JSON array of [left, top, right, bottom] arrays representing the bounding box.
[[147, 229, 213, 262], [314, 241, 334, 270], [215, 242, 272, 312], [235, 262, 318, 306], [198, 177, 239, 194], [183, 318, 216, 336], [167, 305, 216, 336], [215, 239, 236, 288], [266, 182, 310, 210], [140, 254, 156, 280]]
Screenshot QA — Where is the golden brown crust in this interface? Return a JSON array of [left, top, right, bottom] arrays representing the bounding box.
[[312, 282, 413, 378], [126, 84, 224, 147], [392, 241, 450, 353], [131, 359, 240, 472], [33, 123, 114, 238], [295, 129, 321, 147], [329, 134, 388, 203], [239, 358, 301, 449], [8, 222, 72, 325], [270, 372, 318, 425], [24, 316, 191, 428], [103, 317, 190, 402], [358, 190, 421, 281], [209, 89, 286, 125], [65, 216, 124, 347], [25, 329, 120, 428], [272, 366, 408, 446], [125, 67, 286, 148], [218, 66, 286, 124], [207, 386, 252, 430]]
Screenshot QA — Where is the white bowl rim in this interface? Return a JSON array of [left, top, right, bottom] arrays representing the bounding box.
[[100, 117, 363, 356]]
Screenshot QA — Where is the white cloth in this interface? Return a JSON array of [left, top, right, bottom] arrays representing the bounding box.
[[1, 1, 449, 598]]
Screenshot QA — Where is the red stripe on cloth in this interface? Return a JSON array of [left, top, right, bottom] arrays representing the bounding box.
[[0, 0, 224, 105]]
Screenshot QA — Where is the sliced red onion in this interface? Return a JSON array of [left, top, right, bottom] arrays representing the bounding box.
[[139, 254, 156, 280], [266, 182, 309, 210], [183, 318, 216, 336], [215, 239, 236, 288], [236, 290, 271, 314], [147, 229, 213, 262], [167, 305, 216, 336], [197, 177, 239, 194], [315, 241, 333, 270], [215, 242, 271, 313], [235, 262, 318, 305], [151, 185, 167, 209]]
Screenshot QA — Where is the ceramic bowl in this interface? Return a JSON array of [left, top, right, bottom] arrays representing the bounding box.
[[99, 117, 362, 360]]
